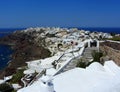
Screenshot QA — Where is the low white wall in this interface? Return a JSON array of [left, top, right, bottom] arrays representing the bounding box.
[[54, 46, 85, 76]]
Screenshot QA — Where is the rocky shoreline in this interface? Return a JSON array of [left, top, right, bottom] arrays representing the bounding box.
[[0, 29, 51, 78]]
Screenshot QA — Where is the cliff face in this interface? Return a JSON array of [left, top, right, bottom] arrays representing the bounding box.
[[100, 41, 120, 66], [0, 30, 51, 78]]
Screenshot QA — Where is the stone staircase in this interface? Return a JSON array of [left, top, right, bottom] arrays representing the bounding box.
[[62, 47, 99, 72], [62, 57, 81, 72], [82, 47, 99, 61]]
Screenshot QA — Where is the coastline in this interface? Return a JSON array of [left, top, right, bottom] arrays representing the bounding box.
[[0, 30, 51, 78], [0, 27, 120, 79]]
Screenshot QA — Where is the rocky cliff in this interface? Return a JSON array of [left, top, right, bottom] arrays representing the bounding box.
[[0, 30, 51, 78], [100, 41, 120, 66]]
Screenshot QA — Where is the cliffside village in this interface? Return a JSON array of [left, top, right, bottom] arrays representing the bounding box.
[[1, 27, 120, 92]]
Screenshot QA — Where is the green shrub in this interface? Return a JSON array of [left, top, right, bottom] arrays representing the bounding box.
[[10, 69, 25, 83], [76, 58, 90, 68], [0, 83, 13, 92], [76, 61, 87, 68], [11, 90, 17, 92], [109, 36, 120, 41], [92, 50, 103, 62]]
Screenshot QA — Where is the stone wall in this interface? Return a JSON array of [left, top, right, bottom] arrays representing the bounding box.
[[100, 44, 120, 66]]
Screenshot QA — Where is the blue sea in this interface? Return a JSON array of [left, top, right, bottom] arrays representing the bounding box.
[[0, 28, 25, 70], [0, 45, 13, 70], [0, 27, 120, 70]]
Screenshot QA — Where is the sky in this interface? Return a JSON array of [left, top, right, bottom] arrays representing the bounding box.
[[0, 0, 120, 28]]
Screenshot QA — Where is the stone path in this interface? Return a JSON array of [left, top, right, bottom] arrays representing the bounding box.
[[82, 47, 99, 61], [62, 57, 80, 72], [62, 47, 99, 72]]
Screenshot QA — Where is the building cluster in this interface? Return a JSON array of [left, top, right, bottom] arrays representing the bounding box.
[[0, 27, 116, 92], [21, 27, 113, 55]]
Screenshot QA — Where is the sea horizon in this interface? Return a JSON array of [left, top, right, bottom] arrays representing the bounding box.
[[0, 27, 120, 34]]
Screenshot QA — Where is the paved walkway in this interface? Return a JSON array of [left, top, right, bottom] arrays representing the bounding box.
[[62, 57, 80, 72], [82, 47, 99, 61], [62, 47, 99, 72]]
